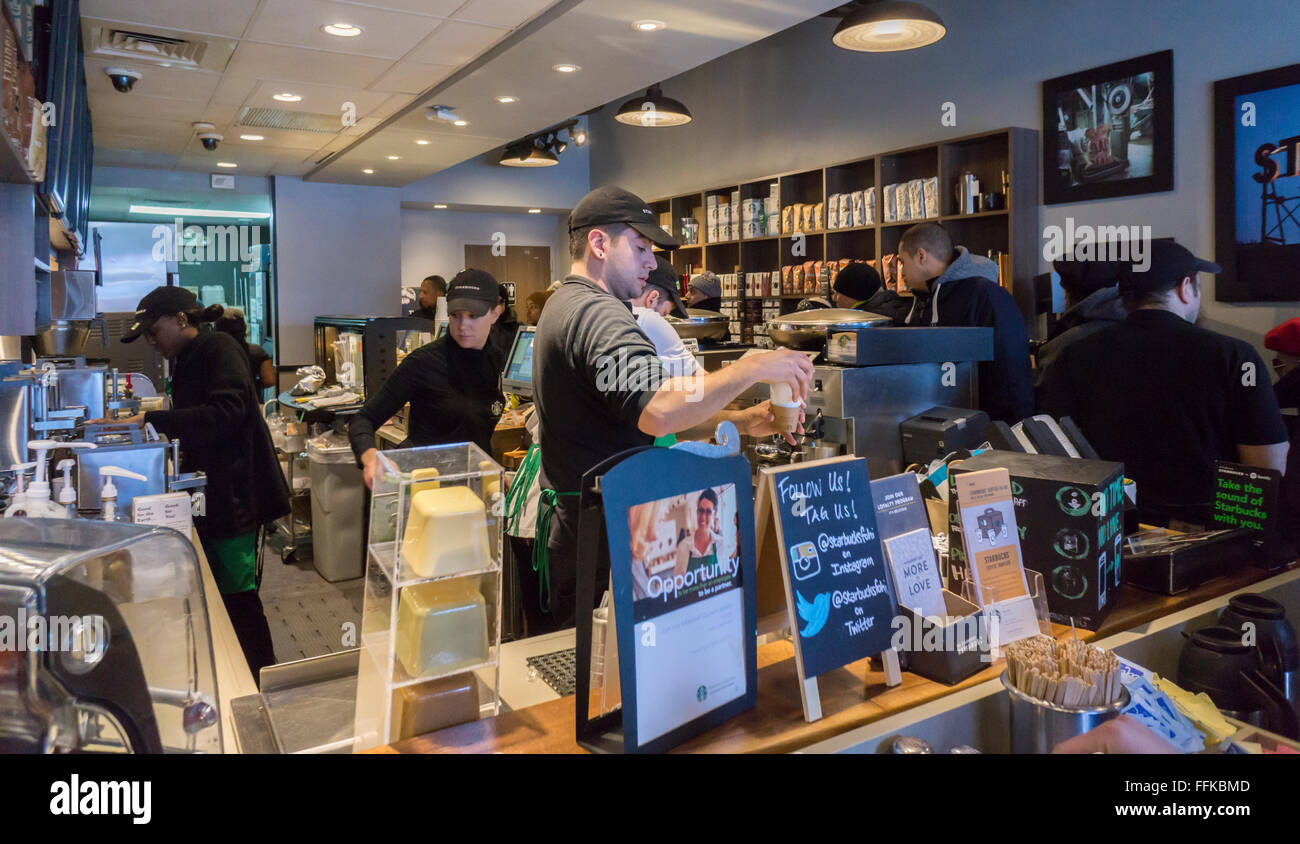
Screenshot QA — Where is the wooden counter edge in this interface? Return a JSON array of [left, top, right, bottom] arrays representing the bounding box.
[[191, 531, 259, 754], [373, 561, 1295, 755]]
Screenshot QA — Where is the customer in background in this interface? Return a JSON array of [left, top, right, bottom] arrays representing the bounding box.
[[97, 286, 289, 680], [524, 289, 553, 325], [214, 307, 276, 394], [831, 262, 909, 323], [350, 270, 506, 490], [1041, 241, 1289, 528], [1033, 254, 1127, 399], [413, 274, 446, 321], [897, 221, 1034, 423], [631, 256, 698, 378], [687, 271, 723, 312], [1265, 318, 1300, 539], [489, 283, 522, 360]]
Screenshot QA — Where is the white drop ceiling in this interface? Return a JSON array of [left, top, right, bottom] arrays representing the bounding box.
[[85, 0, 846, 187]]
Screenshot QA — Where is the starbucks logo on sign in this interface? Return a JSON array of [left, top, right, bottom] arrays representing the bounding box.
[[696, 685, 708, 702], [1056, 485, 1090, 517]]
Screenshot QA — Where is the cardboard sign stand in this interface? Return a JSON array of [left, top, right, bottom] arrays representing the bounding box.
[[755, 456, 902, 723]]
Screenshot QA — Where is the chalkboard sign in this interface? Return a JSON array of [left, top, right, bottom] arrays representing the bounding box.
[[1212, 460, 1280, 534], [758, 457, 897, 682]]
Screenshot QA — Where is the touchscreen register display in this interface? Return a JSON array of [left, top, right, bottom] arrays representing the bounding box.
[[505, 328, 535, 385]]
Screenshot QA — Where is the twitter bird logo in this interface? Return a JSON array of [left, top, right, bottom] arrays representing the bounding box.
[[796, 590, 830, 638]]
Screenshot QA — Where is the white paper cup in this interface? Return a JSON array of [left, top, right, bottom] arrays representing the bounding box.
[[768, 381, 794, 406]]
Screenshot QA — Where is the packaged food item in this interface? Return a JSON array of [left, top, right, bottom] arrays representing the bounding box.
[[923, 176, 939, 219], [781, 264, 792, 292], [895, 183, 911, 222], [827, 194, 840, 230], [792, 265, 804, 291], [883, 184, 898, 223], [882, 253, 898, 290], [391, 673, 480, 740], [801, 204, 814, 233], [908, 179, 924, 221], [395, 579, 491, 678], [401, 486, 491, 578], [812, 202, 824, 231], [802, 261, 816, 293]]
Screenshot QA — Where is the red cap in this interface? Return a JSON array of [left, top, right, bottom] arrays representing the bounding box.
[[1265, 318, 1300, 357]]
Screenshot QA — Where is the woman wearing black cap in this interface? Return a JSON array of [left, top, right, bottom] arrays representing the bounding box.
[[349, 269, 508, 489], [100, 285, 290, 679], [831, 262, 909, 324]]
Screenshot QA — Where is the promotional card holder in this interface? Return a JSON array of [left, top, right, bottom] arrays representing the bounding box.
[[960, 569, 1052, 656], [755, 456, 903, 723]]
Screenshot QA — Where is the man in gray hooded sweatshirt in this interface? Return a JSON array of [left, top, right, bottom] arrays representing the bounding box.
[[897, 222, 1034, 423]]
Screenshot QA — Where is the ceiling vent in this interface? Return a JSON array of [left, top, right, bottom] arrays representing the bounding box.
[[239, 107, 342, 134], [96, 28, 206, 67]]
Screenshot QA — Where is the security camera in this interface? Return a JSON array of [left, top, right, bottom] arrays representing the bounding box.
[[105, 67, 142, 93], [425, 105, 459, 123], [192, 123, 222, 151]]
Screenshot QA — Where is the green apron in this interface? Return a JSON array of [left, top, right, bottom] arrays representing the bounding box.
[[684, 541, 718, 576], [200, 530, 258, 595]]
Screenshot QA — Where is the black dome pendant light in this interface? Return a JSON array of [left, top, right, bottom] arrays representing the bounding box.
[[832, 0, 946, 52], [614, 84, 692, 127]]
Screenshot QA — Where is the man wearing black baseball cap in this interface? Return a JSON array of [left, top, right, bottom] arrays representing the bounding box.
[[630, 256, 700, 379], [530, 185, 815, 629], [831, 262, 908, 323], [350, 269, 507, 489], [1042, 239, 1288, 527]]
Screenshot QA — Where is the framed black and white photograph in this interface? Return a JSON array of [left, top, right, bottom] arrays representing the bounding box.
[[1042, 50, 1174, 204], [1213, 62, 1300, 302]]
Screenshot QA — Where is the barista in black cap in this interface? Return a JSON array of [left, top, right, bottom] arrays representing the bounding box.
[[350, 269, 507, 489], [1041, 240, 1289, 527], [531, 184, 814, 629], [96, 285, 290, 680], [831, 262, 909, 324], [630, 255, 699, 378]]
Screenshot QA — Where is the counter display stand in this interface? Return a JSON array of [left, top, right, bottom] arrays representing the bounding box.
[[353, 443, 504, 752]]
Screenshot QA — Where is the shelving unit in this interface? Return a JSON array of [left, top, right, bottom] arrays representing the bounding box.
[[651, 127, 1040, 341]]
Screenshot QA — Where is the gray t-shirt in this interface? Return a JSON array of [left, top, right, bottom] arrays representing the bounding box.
[[534, 275, 668, 498]]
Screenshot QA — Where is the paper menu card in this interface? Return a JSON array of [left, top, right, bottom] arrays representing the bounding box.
[[953, 468, 1029, 604], [882, 528, 946, 619]]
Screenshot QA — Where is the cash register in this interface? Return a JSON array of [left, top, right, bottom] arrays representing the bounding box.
[[500, 325, 536, 401]]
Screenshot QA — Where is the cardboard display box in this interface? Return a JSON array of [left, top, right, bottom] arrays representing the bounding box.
[[896, 590, 987, 686], [949, 451, 1125, 630]]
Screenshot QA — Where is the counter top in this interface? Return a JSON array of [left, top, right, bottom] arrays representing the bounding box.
[[368, 561, 1294, 755]]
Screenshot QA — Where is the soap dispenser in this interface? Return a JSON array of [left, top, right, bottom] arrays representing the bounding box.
[[55, 459, 78, 518], [3, 462, 38, 518], [100, 466, 148, 522], [21, 440, 97, 520]]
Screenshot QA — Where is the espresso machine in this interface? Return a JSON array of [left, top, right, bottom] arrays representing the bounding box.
[[0, 518, 223, 753]]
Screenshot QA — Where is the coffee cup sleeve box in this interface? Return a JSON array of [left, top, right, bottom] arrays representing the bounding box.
[[948, 451, 1125, 631]]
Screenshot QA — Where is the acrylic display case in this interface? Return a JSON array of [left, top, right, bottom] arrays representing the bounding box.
[[313, 316, 437, 401], [353, 443, 504, 751], [0, 518, 222, 753]]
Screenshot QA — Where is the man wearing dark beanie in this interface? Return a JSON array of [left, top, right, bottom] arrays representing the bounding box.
[[831, 262, 909, 323]]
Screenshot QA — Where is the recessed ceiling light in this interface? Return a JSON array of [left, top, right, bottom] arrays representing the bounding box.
[[631, 20, 665, 32], [495, 95, 518, 104], [528, 208, 541, 214], [552, 63, 581, 74], [362, 168, 375, 174], [415, 139, 430, 145], [453, 119, 468, 127], [434, 204, 447, 209], [273, 92, 302, 102], [216, 161, 238, 168], [239, 134, 264, 141], [322, 23, 363, 37], [387, 155, 400, 160]]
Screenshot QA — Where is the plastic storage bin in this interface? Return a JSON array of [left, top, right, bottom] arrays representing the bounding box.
[[352, 442, 504, 751], [307, 431, 366, 582]]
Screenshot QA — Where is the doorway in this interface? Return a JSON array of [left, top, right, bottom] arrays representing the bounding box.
[[464, 244, 551, 317]]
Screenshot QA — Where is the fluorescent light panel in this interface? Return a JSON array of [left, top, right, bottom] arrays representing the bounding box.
[[129, 204, 271, 219]]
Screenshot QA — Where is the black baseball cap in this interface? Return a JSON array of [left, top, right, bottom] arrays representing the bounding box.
[[122, 286, 200, 343], [568, 185, 679, 249], [644, 256, 687, 317], [1117, 240, 1220, 297], [446, 269, 500, 317], [832, 262, 883, 302]]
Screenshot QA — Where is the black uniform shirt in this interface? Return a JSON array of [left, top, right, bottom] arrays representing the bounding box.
[[533, 274, 666, 498], [1041, 309, 1287, 526], [348, 335, 504, 460]]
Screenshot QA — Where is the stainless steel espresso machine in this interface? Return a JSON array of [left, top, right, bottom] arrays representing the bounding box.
[[739, 310, 994, 478]]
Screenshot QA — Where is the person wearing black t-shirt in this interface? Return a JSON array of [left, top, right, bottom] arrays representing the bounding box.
[[412, 274, 446, 321], [349, 270, 507, 489], [214, 307, 276, 394], [1041, 241, 1289, 528]]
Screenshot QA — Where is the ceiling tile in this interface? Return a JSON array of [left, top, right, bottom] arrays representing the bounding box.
[[367, 60, 457, 95], [208, 75, 260, 108], [93, 148, 181, 170], [332, 0, 465, 17], [95, 131, 189, 155], [365, 93, 415, 121], [226, 42, 392, 88], [403, 20, 510, 66], [247, 0, 443, 60], [454, 0, 557, 29], [80, 0, 263, 39], [245, 79, 391, 118], [90, 92, 213, 124], [224, 127, 338, 152]]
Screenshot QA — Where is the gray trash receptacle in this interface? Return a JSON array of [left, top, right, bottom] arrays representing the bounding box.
[[307, 433, 365, 582]]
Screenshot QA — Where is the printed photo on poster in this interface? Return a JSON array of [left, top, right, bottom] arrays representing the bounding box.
[[1213, 62, 1300, 301], [1043, 50, 1173, 204], [628, 485, 741, 615]]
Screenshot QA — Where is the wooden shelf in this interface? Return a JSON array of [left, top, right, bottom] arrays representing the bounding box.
[[942, 209, 1010, 221], [0, 133, 35, 185], [825, 224, 877, 234], [881, 217, 941, 228]]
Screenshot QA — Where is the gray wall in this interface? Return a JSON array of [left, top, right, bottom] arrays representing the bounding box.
[[401, 208, 566, 289], [588, 0, 1300, 354], [272, 176, 402, 364]]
